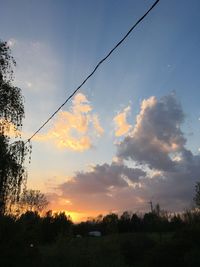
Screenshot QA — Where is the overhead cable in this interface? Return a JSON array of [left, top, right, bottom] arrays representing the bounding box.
[[25, 0, 160, 144]]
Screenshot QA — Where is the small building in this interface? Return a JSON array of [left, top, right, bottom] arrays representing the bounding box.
[[88, 231, 102, 237], [76, 234, 82, 238]]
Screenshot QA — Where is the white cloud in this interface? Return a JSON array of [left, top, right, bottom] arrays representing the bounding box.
[[7, 38, 17, 48]]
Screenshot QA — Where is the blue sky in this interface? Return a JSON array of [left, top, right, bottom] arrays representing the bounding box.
[[1, 0, 200, 221]]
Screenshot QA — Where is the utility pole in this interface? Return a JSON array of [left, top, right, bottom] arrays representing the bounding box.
[[148, 201, 153, 213]]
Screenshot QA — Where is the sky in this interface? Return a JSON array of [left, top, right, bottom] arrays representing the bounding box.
[[0, 0, 200, 221]]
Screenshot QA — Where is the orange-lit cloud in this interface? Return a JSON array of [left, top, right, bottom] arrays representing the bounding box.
[[34, 93, 104, 151], [45, 161, 146, 222], [114, 106, 132, 136], [92, 115, 104, 136]]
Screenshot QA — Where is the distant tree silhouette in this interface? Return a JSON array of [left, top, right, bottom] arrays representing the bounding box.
[[102, 213, 118, 234], [18, 189, 49, 213], [170, 214, 184, 231], [194, 182, 200, 208], [154, 203, 161, 216], [17, 210, 43, 248], [53, 212, 72, 235], [40, 211, 72, 243], [143, 212, 160, 231], [0, 40, 27, 215], [131, 213, 142, 232], [119, 211, 131, 232]]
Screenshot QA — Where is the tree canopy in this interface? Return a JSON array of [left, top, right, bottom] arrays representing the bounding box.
[[0, 40, 27, 214]]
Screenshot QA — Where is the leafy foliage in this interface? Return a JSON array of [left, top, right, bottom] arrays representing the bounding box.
[[0, 41, 24, 134], [0, 82, 24, 132], [0, 40, 27, 214], [0, 41, 16, 82], [0, 136, 27, 212]]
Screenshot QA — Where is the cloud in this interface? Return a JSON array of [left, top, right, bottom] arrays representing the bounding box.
[[114, 106, 132, 137], [51, 150, 200, 216], [72, 93, 92, 113], [138, 150, 200, 210], [7, 38, 17, 48], [46, 161, 146, 215], [35, 93, 104, 151], [46, 94, 200, 217], [59, 161, 146, 196], [92, 115, 104, 136], [117, 95, 186, 171], [115, 94, 200, 210]]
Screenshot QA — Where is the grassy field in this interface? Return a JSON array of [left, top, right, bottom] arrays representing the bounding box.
[[1, 230, 200, 266], [36, 232, 175, 267]]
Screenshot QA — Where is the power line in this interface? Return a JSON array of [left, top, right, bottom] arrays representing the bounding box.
[[25, 0, 160, 145]]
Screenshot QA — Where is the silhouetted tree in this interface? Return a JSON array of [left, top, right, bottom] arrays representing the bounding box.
[[170, 214, 184, 231], [54, 212, 72, 234], [131, 213, 142, 232], [154, 203, 161, 216], [18, 189, 48, 213], [0, 40, 27, 214], [119, 211, 131, 232], [143, 212, 160, 231], [18, 211, 41, 245], [194, 182, 200, 208], [41, 211, 72, 243], [102, 213, 118, 234]]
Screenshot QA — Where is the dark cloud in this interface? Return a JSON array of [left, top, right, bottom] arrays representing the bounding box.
[[59, 162, 146, 196]]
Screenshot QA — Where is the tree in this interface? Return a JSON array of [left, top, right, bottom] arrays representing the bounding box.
[[119, 211, 131, 232], [18, 189, 49, 213], [131, 213, 142, 232], [194, 182, 200, 208], [102, 213, 118, 234], [0, 40, 28, 214]]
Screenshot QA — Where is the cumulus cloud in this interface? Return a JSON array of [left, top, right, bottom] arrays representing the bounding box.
[[114, 106, 132, 137], [47, 94, 200, 217], [138, 151, 200, 210], [115, 94, 200, 210], [35, 93, 104, 151], [117, 95, 186, 171]]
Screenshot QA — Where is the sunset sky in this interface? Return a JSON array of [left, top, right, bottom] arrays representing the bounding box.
[[1, 0, 200, 221]]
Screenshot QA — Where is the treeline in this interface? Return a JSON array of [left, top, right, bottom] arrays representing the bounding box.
[[1, 208, 200, 244], [75, 210, 184, 236], [1, 209, 200, 267]]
